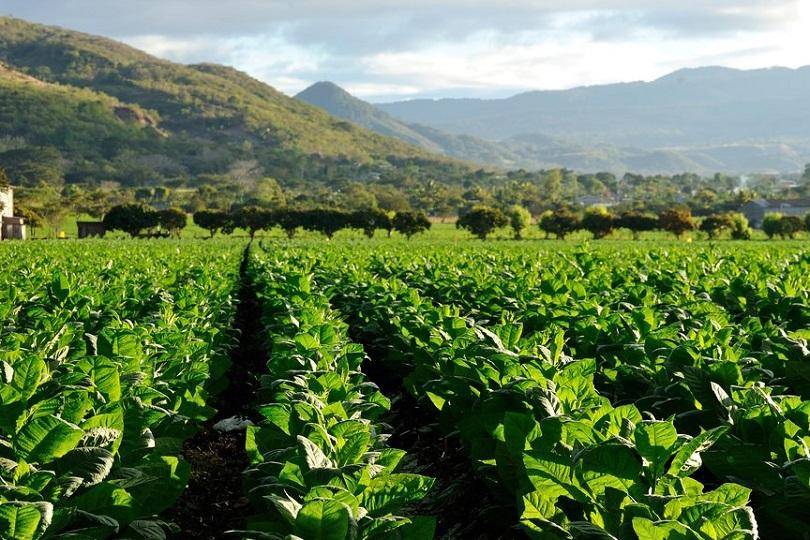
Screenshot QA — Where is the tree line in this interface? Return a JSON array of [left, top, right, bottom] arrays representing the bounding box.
[[456, 205, 810, 240], [101, 204, 432, 239]]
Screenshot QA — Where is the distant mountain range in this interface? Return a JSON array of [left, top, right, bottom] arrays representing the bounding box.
[[297, 67, 810, 174]]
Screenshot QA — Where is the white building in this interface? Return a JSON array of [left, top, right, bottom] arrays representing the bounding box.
[[0, 187, 26, 240]]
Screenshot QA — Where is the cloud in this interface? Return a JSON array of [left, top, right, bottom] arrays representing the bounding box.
[[1, 1, 808, 100]]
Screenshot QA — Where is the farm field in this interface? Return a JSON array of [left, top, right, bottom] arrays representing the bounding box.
[[1, 237, 809, 539]]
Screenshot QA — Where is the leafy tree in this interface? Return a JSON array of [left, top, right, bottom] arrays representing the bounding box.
[[508, 205, 532, 240], [103, 204, 158, 237], [158, 208, 187, 236], [780, 215, 804, 239], [617, 211, 658, 240], [193, 210, 232, 238], [276, 209, 304, 239], [582, 206, 614, 239], [301, 209, 350, 239], [658, 208, 695, 238], [457, 205, 509, 240], [350, 208, 391, 238], [539, 208, 581, 239], [17, 184, 69, 237], [232, 206, 273, 239], [728, 212, 752, 240], [762, 213, 783, 239], [699, 213, 734, 239], [392, 211, 431, 239]]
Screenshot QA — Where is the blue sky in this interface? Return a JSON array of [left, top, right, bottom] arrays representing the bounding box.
[[2, 1, 809, 101]]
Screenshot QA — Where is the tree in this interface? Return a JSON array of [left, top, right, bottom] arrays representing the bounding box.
[[582, 206, 614, 239], [158, 208, 187, 237], [275, 209, 304, 239], [301, 209, 349, 239], [232, 206, 273, 239], [0, 167, 10, 189], [780, 215, 804, 239], [350, 208, 391, 238], [539, 208, 581, 239], [193, 210, 232, 238], [617, 211, 658, 240], [103, 204, 158, 237], [392, 211, 431, 239], [658, 208, 695, 238], [508, 205, 532, 240], [699, 213, 734, 239], [728, 212, 752, 240], [762, 213, 783, 239], [17, 184, 69, 237], [457, 205, 508, 240]]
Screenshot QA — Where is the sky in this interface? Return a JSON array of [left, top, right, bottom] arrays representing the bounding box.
[[2, 1, 810, 102]]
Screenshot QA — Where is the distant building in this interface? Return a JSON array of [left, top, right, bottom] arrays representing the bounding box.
[[0, 187, 26, 240], [77, 221, 106, 238], [740, 198, 810, 228]]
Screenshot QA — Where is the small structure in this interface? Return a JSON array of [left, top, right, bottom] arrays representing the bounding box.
[[77, 221, 106, 238], [0, 187, 26, 240], [740, 198, 810, 228]]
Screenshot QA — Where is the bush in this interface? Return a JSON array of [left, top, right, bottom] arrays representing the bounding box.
[[780, 216, 804, 239], [193, 210, 232, 238], [539, 208, 581, 239], [456, 205, 509, 240], [350, 208, 392, 238], [699, 213, 733, 239], [392, 211, 431, 239], [762, 213, 783, 239], [617, 211, 658, 240], [582, 206, 614, 239], [508, 205, 532, 240], [728, 212, 752, 240], [658, 208, 695, 238], [158, 208, 187, 236], [102, 204, 158, 237]]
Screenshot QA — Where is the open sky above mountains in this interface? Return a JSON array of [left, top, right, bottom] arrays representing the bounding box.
[[2, 1, 810, 101]]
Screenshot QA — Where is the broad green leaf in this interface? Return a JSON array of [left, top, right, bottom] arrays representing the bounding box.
[[0, 502, 49, 540], [667, 427, 729, 478], [15, 416, 83, 462], [295, 500, 350, 540], [360, 474, 434, 515], [635, 421, 678, 479]]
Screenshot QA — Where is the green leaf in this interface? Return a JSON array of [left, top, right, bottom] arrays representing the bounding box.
[[15, 416, 83, 462], [0, 502, 50, 540], [635, 420, 678, 479], [298, 435, 334, 470], [295, 500, 350, 540], [360, 474, 434, 515], [667, 427, 729, 478], [632, 517, 696, 540], [9, 356, 46, 401]]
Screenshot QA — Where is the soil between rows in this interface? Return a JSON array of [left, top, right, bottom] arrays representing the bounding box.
[[355, 338, 525, 540], [164, 244, 265, 538]]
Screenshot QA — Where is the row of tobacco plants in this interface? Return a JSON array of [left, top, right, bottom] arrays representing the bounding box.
[[0, 241, 243, 538], [256, 239, 810, 539]]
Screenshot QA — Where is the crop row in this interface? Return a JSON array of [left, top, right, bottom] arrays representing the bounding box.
[[0, 241, 243, 539], [234, 251, 434, 539], [262, 242, 759, 540]]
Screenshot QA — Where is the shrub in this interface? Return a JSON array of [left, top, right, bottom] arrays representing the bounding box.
[[617, 211, 658, 240], [539, 208, 581, 239], [582, 206, 614, 239], [456, 205, 509, 240], [762, 213, 783, 239], [508, 205, 532, 240], [103, 204, 158, 237], [158, 208, 187, 236], [659, 208, 695, 238], [392, 211, 431, 239], [699, 213, 734, 239]]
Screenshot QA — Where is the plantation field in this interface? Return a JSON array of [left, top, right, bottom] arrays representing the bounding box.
[[1, 237, 809, 539]]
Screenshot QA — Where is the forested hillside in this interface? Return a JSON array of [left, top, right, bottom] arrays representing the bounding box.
[[0, 16, 444, 187]]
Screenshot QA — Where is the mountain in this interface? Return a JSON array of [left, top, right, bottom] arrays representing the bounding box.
[[377, 66, 810, 173], [0, 17, 440, 187]]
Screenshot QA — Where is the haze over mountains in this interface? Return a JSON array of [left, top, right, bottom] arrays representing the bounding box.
[[298, 67, 810, 174]]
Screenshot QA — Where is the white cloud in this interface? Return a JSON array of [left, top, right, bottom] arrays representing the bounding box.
[[3, 0, 809, 100]]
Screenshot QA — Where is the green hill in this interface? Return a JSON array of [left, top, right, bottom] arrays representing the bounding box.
[[0, 17, 439, 187]]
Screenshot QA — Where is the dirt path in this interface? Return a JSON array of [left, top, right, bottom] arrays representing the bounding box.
[[164, 244, 265, 538]]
